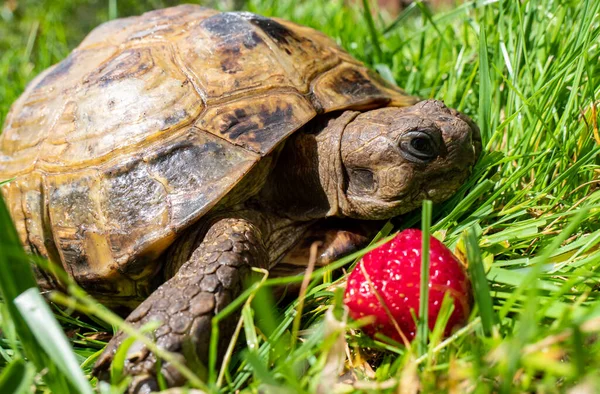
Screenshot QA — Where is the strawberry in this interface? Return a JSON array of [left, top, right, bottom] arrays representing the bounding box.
[[344, 229, 472, 343]]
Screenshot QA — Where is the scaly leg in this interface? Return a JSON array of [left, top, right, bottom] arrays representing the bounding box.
[[93, 217, 268, 393]]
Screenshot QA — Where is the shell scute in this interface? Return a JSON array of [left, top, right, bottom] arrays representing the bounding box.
[[311, 63, 417, 111], [195, 92, 315, 154], [45, 169, 124, 289], [0, 46, 117, 175], [79, 5, 218, 48], [103, 161, 169, 236], [243, 14, 341, 89], [44, 44, 203, 169], [179, 13, 290, 101], [144, 131, 258, 228]]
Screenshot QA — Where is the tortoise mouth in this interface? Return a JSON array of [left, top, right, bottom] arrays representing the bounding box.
[[420, 167, 471, 204]]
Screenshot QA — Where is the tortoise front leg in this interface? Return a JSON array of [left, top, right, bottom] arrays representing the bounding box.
[[93, 217, 268, 393], [270, 220, 381, 278]]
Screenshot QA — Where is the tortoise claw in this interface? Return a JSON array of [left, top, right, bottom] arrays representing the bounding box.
[[130, 374, 159, 394]]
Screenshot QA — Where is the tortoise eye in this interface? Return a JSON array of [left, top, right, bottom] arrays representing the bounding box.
[[400, 130, 441, 163], [410, 137, 435, 156]]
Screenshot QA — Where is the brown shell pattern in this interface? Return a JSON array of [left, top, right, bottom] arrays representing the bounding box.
[[0, 5, 416, 298]]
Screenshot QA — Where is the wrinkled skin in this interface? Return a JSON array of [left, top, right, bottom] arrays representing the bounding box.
[[94, 99, 480, 392]]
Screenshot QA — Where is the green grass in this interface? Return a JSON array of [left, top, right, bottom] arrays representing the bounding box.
[[1, 0, 600, 392]]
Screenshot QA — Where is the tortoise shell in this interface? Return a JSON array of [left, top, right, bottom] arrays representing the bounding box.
[[0, 5, 417, 301]]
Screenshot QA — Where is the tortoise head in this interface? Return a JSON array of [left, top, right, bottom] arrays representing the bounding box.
[[337, 99, 481, 219]]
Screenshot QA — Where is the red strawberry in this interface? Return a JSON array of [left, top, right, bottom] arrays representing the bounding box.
[[344, 229, 472, 343]]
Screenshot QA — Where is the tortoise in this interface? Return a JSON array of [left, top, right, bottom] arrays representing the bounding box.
[[0, 4, 481, 392]]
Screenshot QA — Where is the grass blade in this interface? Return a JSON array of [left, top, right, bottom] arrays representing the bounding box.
[[478, 21, 492, 142], [464, 227, 497, 336], [0, 358, 35, 394], [108, 0, 118, 20], [0, 197, 74, 392], [417, 200, 432, 356], [14, 288, 93, 394], [242, 304, 259, 354], [361, 0, 383, 62]]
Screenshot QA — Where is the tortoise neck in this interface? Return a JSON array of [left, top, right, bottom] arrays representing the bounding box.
[[315, 110, 360, 217], [257, 111, 359, 221]]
